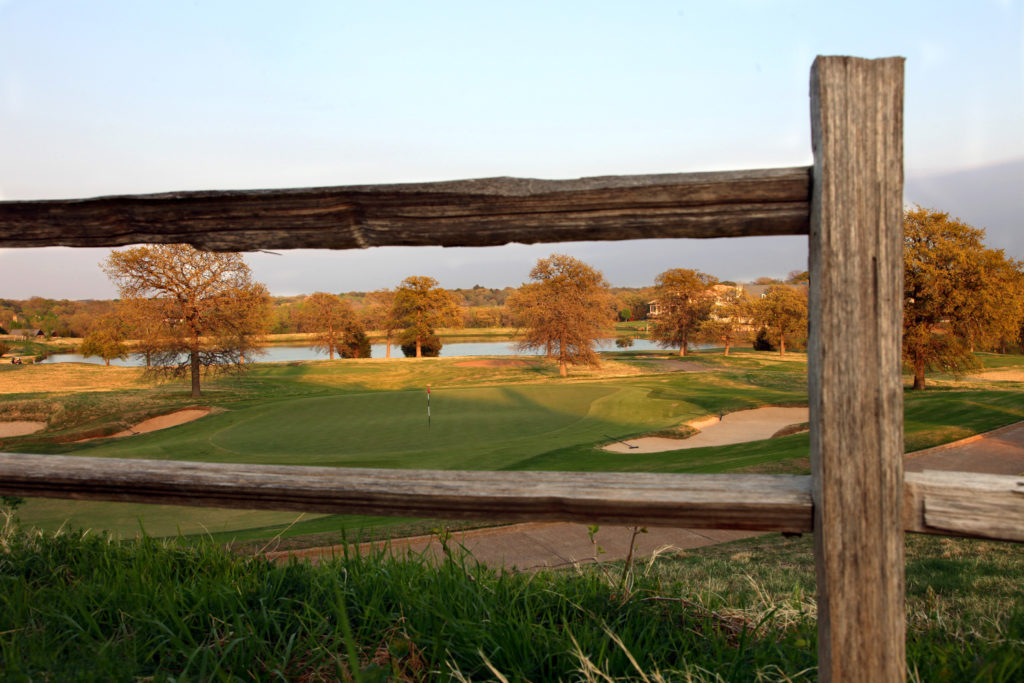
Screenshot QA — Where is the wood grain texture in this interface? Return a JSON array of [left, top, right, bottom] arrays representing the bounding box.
[[0, 168, 810, 250], [808, 56, 906, 682], [904, 470, 1024, 542], [2, 454, 1019, 544], [0, 453, 814, 530]]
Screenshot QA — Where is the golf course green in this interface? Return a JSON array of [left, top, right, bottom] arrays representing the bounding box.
[[7, 350, 1024, 541]]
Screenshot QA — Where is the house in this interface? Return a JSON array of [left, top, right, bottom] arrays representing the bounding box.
[[739, 283, 809, 301], [7, 328, 44, 339]]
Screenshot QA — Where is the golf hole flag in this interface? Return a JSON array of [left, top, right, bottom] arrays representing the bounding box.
[[426, 385, 431, 428]]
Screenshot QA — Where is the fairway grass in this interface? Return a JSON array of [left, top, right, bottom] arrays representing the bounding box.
[[6, 350, 1024, 542]]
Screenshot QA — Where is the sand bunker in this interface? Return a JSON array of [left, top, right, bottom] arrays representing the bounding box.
[[603, 406, 809, 453], [453, 358, 531, 368], [109, 408, 212, 437], [636, 359, 711, 373], [73, 407, 213, 442], [970, 369, 1024, 382], [0, 421, 46, 438]]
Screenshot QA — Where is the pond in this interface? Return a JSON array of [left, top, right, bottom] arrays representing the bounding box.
[[38, 339, 678, 366]]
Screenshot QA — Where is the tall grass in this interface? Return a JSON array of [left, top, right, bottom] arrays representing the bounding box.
[[3, 508, 1022, 681]]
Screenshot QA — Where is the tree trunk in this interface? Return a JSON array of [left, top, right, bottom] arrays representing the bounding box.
[[779, 334, 786, 357], [724, 341, 731, 356], [329, 347, 334, 360], [104, 359, 110, 366], [913, 352, 926, 390], [190, 350, 201, 398], [415, 336, 422, 358], [386, 340, 391, 359], [678, 342, 687, 357], [559, 360, 567, 377]]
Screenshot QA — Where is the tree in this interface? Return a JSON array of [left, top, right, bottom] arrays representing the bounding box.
[[750, 285, 807, 357], [103, 245, 270, 397], [697, 288, 749, 356], [903, 207, 1023, 389], [650, 269, 717, 356], [363, 289, 397, 359], [302, 293, 369, 359], [400, 330, 442, 357], [390, 277, 461, 358], [508, 254, 615, 377], [79, 313, 129, 366]]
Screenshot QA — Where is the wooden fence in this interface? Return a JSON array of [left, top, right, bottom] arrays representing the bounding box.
[[2, 55, 1022, 681]]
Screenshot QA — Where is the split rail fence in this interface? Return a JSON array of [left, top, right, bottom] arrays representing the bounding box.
[[2, 56, 1023, 681]]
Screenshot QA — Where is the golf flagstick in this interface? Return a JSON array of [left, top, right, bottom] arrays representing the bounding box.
[[426, 384, 431, 428]]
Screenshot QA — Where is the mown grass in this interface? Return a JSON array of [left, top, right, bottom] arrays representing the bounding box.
[[2, 515, 1021, 681], [6, 350, 1024, 540]]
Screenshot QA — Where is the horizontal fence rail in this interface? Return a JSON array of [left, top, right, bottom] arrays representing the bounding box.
[[0, 167, 811, 251], [0, 454, 1020, 542]]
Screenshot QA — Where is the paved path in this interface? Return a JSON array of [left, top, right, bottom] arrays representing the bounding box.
[[268, 421, 1024, 569], [267, 523, 759, 569], [905, 421, 1024, 476]]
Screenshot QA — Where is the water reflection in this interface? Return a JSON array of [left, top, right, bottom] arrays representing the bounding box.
[[39, 339, 676, 366]]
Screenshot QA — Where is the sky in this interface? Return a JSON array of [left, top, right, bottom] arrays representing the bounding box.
[[1, 0, 1022, 299]]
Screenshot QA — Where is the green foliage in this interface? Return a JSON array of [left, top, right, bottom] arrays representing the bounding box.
[[650, 268, 717, 356], [338, 329, 372, 359], [903, 207, 1024, 390], [399, 329, 441, 357], [753, 327, 775, 351], [749, 285, 808, 356], [301, 292, 369, 360], [509, 254, 616, 375], [391, 276, 461, 358], [78, 314, 129, 366]]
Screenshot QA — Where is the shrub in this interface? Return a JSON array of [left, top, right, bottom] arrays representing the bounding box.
[[338, 330, 372, 358], [400, 330, 442, 357], [753, 328, 776, 351]]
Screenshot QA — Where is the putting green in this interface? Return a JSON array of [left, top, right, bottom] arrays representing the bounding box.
[[17, 382, 701, 536]]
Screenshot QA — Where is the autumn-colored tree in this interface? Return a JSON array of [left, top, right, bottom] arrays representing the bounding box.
[[903, 207, 1023, 389], [103, 245, 270, 397], [508, 254, 615, 377], [119, 297, 171, 368], [750, 285, 808, 357], [301, 292, 369, 359], [390, 277, 461, 358], [362, 289, 397, 359], [79, 312, 129, 366], [697, 287, 749, 356], [650, 269, 718, 356]]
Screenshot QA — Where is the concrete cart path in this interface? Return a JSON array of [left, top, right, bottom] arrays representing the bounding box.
[[267, 421, 1024, 569], [905, 420, 1024, 476], [266, 523, 759, 570]]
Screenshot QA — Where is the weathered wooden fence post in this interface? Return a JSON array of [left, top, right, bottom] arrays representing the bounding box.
[[809, 56, 906, 681]]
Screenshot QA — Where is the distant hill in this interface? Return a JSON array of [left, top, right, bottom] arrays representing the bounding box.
[[905, 158, 1024, 258]]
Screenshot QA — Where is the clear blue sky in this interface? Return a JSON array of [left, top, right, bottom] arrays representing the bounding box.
[[1, 0, 1021, 298]]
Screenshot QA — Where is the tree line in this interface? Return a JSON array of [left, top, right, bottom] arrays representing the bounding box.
[[5, 207, 1022, 393]]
